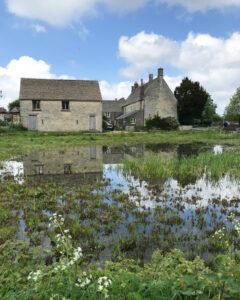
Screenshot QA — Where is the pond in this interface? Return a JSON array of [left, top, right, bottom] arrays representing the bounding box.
[[0, 142, 240, 263]]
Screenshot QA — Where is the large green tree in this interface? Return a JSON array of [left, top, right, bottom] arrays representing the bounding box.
[[175, 78, 210, 125], [8, 99, 20, 111], [224, 88, 240, 123], [201, 96, 219, 125]]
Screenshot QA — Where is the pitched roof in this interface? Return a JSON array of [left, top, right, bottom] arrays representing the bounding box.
[[102, 99, 125, 113], [0, 107, 7, 113], [19, 78, 102, 101], [123, 75, 177, 107], [10, 107, 20, 113]]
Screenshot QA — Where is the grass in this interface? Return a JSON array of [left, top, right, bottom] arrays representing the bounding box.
[[0, 128, 240, 161], [122, 150, 240, 184]]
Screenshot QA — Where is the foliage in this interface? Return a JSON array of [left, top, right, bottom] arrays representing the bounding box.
[[201, 96, 219, 126], [175, 77, 210, 125], [8, 99, 20, 112], [145, 115, 179, 130], [224, 87, 240, 123], [1, 214, 240, 299], [123, 150, 240, 184]]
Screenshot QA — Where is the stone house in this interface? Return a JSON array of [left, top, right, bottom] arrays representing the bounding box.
[[102, 98, 125, 125], [116, 68, 177, 129], [20, 78, 102, 132]]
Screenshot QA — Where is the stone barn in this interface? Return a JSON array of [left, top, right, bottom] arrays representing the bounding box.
[[20, 78, 102, 132]]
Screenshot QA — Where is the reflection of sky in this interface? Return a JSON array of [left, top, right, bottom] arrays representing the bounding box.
[[0, 161, 24, 183]]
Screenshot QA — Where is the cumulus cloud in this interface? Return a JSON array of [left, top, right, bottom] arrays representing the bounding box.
[[6, 0, 149, 26], [159, 0, 240, 12], [6, 0, 240, 27], [100, 80, 131, 100], [0, 56, 73, 108], [0, 56, 130, 109], [119, 31, 240, 113]]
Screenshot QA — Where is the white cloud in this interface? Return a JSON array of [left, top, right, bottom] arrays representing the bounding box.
[[0, 56, 74, 109], [31, 24, 46, 33], [6, 0, 149, 26], [0, 56, 130, 109], [159, 0, 240, 12], [100, 80, 131, 100], [118, 31, 240, 113]]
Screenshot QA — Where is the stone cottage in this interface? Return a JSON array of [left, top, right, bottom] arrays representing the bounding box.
[[20, 78, 102, 132], [116, 68, 177, 129], [102, 98, 125, 125]]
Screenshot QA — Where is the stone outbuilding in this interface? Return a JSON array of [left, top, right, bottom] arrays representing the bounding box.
[[20, 78, 102, 132], [116, 68, 178, 129]]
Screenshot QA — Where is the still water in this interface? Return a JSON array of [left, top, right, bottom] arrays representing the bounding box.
[[0, 143, 239, 262]]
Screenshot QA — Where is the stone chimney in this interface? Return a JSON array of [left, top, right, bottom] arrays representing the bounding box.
[[149, 74, 153, 82], [134, 81, 139, 88], [158, 68, 164, 78]]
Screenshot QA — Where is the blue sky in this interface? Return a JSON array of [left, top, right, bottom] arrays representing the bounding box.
[[0, 0, 240, 113]]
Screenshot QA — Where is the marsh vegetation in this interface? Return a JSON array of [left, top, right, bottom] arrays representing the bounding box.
[[1, 136, 240, 298]]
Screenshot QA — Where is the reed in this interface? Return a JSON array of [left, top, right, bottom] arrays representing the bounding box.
[[122, 150, 240, 183]]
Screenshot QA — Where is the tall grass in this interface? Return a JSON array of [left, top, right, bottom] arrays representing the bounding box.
[[122, 150, 240, 183]]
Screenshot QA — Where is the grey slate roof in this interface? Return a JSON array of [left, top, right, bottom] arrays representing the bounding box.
[[19, 78, 102, 101], [102, 99, 125, 113]]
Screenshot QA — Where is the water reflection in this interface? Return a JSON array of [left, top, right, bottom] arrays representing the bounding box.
[[0, 143, 232, 184]]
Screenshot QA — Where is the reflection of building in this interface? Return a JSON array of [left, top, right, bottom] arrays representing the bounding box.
[[23, 146, 103, 184]]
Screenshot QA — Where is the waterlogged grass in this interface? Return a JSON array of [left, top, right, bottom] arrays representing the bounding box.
[[1, 213, 240, 299], [123, 150, 240, 184], [1, 128, 240, 160]]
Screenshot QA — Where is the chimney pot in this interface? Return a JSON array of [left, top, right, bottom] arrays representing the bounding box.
[[141, 79, 144, 86], [149, 74, 153, 82], [158, 68, 164, 78]]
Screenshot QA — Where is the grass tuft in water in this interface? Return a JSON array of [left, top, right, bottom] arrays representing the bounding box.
[[122, 150, 240, 184]]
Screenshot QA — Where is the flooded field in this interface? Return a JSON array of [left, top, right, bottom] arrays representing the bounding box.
[[0, 143, 240, 263]]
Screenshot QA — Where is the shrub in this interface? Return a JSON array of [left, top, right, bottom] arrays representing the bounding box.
[[146, 115, 179, 130]]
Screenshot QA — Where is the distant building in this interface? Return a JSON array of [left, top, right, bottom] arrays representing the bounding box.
[[0, 107, 7, 122], [102, 98, 125, 125], [20, 78, 102, 132], [116, 68, 178, 129], [9, 107, 20, 124]]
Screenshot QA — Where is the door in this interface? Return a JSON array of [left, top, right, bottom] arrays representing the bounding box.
[[28, 115, 37, 130], [89, 115, 96, 131]]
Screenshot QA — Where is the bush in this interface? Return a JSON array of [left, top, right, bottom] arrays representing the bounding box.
[[146, 115, 179, 130]]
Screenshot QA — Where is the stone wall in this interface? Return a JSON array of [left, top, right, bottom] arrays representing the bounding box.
[[144, 78, 177, 121], [20, 100, 102, 132], [124, 101, 141, 114]]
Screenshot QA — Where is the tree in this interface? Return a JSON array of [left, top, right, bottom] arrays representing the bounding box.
[[224, 88, 240, 124], [8, 99, 20, 112], [201, 96, 218, 126], [175, 78, 210, 125]]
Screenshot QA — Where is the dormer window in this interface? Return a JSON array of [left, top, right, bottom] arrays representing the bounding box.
[[62, 100, 70, 111], [32, 100, 41, 111]]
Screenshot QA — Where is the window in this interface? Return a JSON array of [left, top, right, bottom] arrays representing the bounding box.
[[64, 164, 72, 175], [104, 112, 111, 118], [90, 147, 97, 160], [130, 118, 136, 125], [32, 100, 41, 110], [35, 165, 44, 175], [62, 100, 70, 111]]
